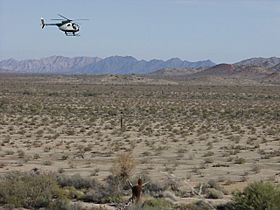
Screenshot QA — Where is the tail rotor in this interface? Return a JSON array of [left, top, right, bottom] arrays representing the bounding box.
[[40, 18, 45, 29]]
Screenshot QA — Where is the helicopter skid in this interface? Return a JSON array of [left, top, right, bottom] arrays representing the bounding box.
[[64, 31, 80, 36], [65, 33, 80, 36]]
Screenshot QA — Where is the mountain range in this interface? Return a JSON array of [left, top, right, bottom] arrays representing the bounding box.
[[0, 56, 215, 74], [190, 64, 275, 80], [235, 57, 280, 68], [150, 57, 280, 84], [1, 56, 280, 84]]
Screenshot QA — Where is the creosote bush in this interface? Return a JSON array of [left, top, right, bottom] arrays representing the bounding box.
[[141, 198, 173, 210], [57, 174, 98, 189], [0, 172, 124, 208], [231, 181, 280, 210], [0, 172, 66, 209]]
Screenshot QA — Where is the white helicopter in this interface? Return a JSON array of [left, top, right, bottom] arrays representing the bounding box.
[[40, 14, 88, 36]]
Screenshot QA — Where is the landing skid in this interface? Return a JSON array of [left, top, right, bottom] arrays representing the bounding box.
[[64, 32, 80, 36]]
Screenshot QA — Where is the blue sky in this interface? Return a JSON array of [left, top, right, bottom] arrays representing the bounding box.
[[0, 0, 279, 63]]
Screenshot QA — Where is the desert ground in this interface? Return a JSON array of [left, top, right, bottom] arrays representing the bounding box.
[[0, 74, 279, 209]]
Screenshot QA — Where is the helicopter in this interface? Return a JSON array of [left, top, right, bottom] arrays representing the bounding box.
[[40, 14, 88, 36]]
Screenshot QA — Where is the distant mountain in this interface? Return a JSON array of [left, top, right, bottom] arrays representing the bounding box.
[[148, 57, 280, 85], [150, 67, 204, 76], [271, 63, 280, 71], [0, 68, 12, 73], [191, 64, 236, 77], [262, 72, 280, 84], [72, 56, 216, 74], [233, 66, 275, 79], [0, 56, 101, 74], [235, 57, 280, 68], [0, 56, 215, 74], [190, 63, 275, 80]]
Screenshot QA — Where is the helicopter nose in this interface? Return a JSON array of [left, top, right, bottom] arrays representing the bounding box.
[[75, 25, 79, 31], [72, 23, 79, 31]]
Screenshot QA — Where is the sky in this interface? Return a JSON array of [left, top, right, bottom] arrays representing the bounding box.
[[0, 0, 279, 63]]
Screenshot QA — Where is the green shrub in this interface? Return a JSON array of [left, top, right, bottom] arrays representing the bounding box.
[[79, 175, 124, 204], [56, 174, 98, 189], [64, 186, 84, 199], [48, 198, 70, 210], [177, 201, 213, 210], [232, 181, 280, 210], [142, 198, 173, 210], [0, 172, 67, 208], [80, 189, 123, 204], [205, 188, 224, 199]]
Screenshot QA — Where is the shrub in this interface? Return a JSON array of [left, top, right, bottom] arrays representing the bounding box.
[[142, 198, 173, 210], [177, 201, 213, 210], [231, 181, 280, 210], [144, 181, 165, 197], [207, 179, 223, 191], [80, 189, 123, 204], [78, 176, 123, 204], [43, 160, 53, 165], [56, 174, 98, 189], [56, 174, 122, 204], [48, 198, 70, 210], [234, 157, 246, 164], [0, 172, 67, 208], [111, 152, 136, 181], [68, 203, 107, 210], [205, 188, 224, 199], [17, 149, 25, 158], [64, 186, 84, 199]]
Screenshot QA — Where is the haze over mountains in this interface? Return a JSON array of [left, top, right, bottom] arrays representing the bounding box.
[[0, 56, 215, 74]]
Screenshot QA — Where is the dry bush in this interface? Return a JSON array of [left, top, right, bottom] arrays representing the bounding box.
[[111, 152, 136, 180]]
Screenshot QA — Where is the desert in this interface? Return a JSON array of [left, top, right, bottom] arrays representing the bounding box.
[[0, 73, 279, 209]]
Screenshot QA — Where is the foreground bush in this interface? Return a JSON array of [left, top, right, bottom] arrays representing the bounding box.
[[57, 174, 99, 189], [0, 172, 67, 209], [142, 198, 173, 210], [141, 199, 213, 210], [177, 201, 213, 210], [231, 181, 280, 210]]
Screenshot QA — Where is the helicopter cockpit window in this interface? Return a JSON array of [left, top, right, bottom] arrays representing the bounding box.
[[67, 23, 71, 27]]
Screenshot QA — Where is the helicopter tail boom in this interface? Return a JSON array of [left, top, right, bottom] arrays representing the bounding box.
[[40, 18, 58, 29]]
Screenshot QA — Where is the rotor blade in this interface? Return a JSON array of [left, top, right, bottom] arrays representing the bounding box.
[[58, 14, 71, 20], [50, 18, 65, 20], [73, 19, 89, 21]]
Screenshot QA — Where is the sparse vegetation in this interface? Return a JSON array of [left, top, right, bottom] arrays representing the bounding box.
[[0, 74, 280, 209]]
